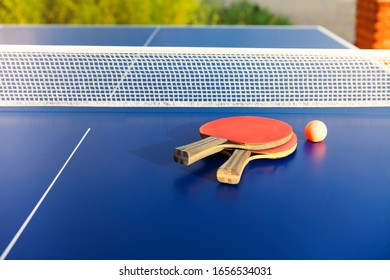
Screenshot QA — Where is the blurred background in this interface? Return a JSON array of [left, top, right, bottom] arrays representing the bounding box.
[[248, 0, 355, 43], [0, 0, 387, 48]]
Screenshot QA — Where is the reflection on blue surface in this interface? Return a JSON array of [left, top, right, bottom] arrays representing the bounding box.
[[304, 141, 327, 163]]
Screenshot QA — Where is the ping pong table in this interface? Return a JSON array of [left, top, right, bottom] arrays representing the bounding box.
[[1, 25, 390, 261]]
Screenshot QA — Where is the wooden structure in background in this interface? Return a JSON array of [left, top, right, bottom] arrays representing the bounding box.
[[355, 0, 390, 48]]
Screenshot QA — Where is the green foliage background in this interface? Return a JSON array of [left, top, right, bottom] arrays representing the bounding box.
[[0, 0, 290, 25]]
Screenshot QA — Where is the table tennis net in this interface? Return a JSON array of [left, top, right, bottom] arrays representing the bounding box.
[[0, 46, 389, 107]]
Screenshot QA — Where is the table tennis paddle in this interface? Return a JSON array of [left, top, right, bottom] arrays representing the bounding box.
[[217, 133, 297, 184], [174, 116, 293, 165]]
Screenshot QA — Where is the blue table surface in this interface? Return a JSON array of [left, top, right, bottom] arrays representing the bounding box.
[[0, 25, 354, 48], [1, 26, 389, 260]]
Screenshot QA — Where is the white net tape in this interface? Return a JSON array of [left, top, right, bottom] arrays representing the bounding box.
[[0, 45, 389, 107]]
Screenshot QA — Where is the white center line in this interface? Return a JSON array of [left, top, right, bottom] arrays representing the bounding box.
[[0, 127, 91, 260], [110, 27, 161, 96], [144, 26, 161, 46]]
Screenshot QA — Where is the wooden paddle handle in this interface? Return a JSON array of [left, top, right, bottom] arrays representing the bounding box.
[[217, 149, 252, 184], [173, 137, 227, 165]]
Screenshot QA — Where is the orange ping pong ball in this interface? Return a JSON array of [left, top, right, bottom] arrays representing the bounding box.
[[305, 120, 327, 142]]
